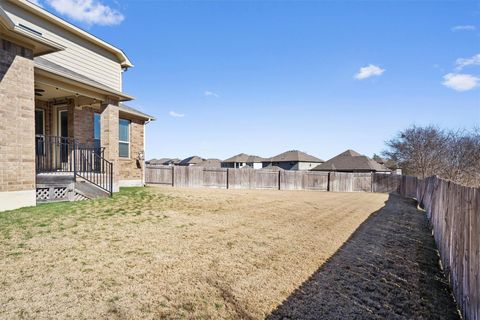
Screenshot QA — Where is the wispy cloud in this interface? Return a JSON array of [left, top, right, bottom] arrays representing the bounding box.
[[204, 91, 219, 98], [169, 111, 185, 118], [455, 53, 480, 71], [45, 0, 124, 26], [442, 73, 479, 92], [354, 64, 385, 80], [451, 25, 476, 32]]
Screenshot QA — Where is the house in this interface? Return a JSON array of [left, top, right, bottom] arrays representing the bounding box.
[[374, 156, 402, 175], [312, 150, 391, 173], [221, 153, 265, 169], [146, 158, 172, 166], [262, 150, 324, 170], [178, 156, 205, 166], [195, 159, 222, 168], [0, 0, 154, 211]]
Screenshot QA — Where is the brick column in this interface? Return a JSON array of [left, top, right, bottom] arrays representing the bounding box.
[[100, 101, 120, 192], [0, 39, 36, 211]]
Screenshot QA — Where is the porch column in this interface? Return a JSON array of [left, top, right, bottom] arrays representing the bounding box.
[[0, 39, 36, 211], [100, 100, 120, 192]]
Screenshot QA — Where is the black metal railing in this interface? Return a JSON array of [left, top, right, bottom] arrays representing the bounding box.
[[35, 135, 112, 195]]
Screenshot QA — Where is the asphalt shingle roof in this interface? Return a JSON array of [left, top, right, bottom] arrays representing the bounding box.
[[312, 149, 390, 172]]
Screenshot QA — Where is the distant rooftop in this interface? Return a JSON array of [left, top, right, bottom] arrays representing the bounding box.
[[267, 150, 324, 163], [312, 149, 390, 172]]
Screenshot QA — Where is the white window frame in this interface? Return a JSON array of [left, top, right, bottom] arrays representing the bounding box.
[[119, 118, 131, 158]]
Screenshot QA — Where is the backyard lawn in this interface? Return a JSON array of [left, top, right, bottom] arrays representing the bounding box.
[[0, 186, 388, 319]]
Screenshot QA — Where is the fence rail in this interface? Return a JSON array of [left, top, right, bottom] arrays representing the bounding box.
[[145, 165, 400, 193], [398, 176, 479, 320]]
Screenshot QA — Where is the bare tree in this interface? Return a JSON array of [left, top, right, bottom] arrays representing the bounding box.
[[382, 125, 480, 187], [383, 125, 448, 179]]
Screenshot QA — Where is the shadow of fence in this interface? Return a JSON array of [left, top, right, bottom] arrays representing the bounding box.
[[267, 194, 459, 320]]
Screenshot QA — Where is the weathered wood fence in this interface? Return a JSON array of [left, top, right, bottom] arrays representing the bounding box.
[[397, 176, 479, 320], [145, 165, 400, 192]]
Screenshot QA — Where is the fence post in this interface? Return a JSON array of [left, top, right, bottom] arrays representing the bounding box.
[[172, 166, 175, 187], [226, 168, 229, 189], [278, 170, 281, 190]]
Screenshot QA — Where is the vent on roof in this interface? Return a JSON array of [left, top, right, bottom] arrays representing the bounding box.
[[19, 24, 42, 36]]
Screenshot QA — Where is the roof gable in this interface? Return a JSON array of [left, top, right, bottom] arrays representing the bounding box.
[[268, 150, 324, 163], [312, 149, 390, 172]]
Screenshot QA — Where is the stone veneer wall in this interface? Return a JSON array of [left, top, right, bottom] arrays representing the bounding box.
[[118, 117, 145, 185], [100, 103, 120, 191], [0, 38, 36, 210]]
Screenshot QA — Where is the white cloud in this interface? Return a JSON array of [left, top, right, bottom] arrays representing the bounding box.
[[354, 64, 385, 80], [455, 53, 480, 70], [169, 111, 185, 118], [451, 25, 476, 32], [45, 0, 124, 26], [204, 91, 219, 98], [442, 73, 479, 91]]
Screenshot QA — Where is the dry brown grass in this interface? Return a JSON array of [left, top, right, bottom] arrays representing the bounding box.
[[0, 186, 387, 319]]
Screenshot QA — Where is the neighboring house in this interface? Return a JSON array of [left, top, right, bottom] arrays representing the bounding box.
[[195, 159, 222, 168], [178, 156, 205, 166], [146, 158, 172, 166], [262, 150, 324, 170], [222, 153, 265, 169], [165, 158, 181, 166], [374, 157, 402, 175], [0, 0, 154, 211], [312, 150, 391, 173]]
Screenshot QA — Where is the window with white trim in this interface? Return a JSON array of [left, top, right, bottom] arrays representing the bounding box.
[[119, 118, 130, 158]]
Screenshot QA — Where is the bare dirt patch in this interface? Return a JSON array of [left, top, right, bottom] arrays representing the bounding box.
[[268, 194, 459, 320], [0, 187, 387, 319]]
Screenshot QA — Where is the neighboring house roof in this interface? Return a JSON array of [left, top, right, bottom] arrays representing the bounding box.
[[119, 103, 155, 121], [261, 164, 283, 171], [195, 159, 222, 168], [223, 153, 266, 163], [266, 150, 324, 163], [147, 158, 171, 165], [167, 158, 181, 165], [9, 0, 133, 67], [312, 149, 390, 172], [179, 156, 205, 165], [34, 57, 134, 101], [0, 5, 64, 56]]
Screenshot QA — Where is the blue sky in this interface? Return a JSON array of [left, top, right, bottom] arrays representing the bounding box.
[[33, 0, 480, 160]]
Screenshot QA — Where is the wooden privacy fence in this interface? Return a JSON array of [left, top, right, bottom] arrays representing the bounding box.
[[398, 176, 479, 320], [145, 165, 400, 192]]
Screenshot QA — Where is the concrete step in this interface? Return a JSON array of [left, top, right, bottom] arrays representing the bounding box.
[[74, 180, 110, 199]]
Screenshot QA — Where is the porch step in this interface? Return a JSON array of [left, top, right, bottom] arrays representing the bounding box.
[[74, 180, 110, 199], [36, 174, 109, 202]]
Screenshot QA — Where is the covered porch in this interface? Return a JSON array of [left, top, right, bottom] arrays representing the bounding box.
[[33, 57, 133, 201]]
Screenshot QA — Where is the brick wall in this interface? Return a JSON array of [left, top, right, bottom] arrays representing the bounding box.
[[118, 117, 145, 182], [0, 38, 35, 193], [73, 106, 95, 145]]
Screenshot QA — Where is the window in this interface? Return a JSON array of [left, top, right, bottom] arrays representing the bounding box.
[[119, 118, 130, 158], [94, 113, 101, 148], [35, 109, 45, 155]]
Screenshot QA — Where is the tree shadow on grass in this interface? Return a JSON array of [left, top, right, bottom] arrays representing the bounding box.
[[268, 193, 459, 320]]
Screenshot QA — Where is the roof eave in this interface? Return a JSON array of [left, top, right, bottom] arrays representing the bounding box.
[[34, 65, 135, 102], [0, 6, 65, 56], [10, 0, 133, 67], [119, 108, 155, 122]]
